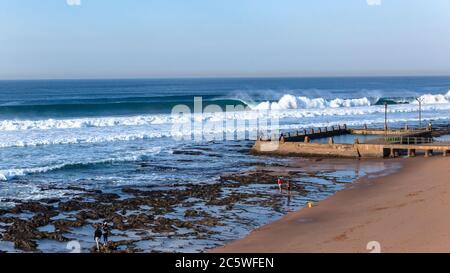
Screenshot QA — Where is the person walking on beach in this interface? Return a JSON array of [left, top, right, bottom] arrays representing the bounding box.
[[94, 225, 103, 251], [277, 178, 283, 193], [102, 222, 109, 245], [286, 180, 291, 193]]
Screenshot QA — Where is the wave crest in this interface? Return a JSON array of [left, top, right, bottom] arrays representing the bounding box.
[[249, 91, 450, 110], [1, 91, 449, 133], [251, 94, 373, 110], [0, 147, 162, 181], [414, 90, 450, 104], [0, 115, 170, 132]]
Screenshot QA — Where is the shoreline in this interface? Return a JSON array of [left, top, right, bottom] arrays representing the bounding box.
[[1, 157, 383, 253], [212, 156, 450, 253]]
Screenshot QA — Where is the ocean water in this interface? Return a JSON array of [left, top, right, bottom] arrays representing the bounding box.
[[0, 77, 449, 252], [1, 76, 450, 199]]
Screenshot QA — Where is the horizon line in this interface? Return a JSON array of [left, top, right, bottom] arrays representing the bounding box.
[[1, 73, 450, 82]]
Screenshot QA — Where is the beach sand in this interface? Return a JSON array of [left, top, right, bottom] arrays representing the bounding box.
[[212, 157, 450, 253]]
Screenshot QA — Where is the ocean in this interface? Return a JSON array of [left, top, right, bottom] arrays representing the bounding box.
[[0, 76, 449, 252]]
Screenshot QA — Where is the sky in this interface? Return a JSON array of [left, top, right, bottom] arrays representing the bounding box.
[[1, 0, 450, 79]]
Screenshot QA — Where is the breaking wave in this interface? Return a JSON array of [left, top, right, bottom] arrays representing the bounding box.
[[413, 90, 450, 104], [0, 147, 161, 181], [0, 115, 170, 131], [0, 91, 449, 134], [249, 90, 450, 110]]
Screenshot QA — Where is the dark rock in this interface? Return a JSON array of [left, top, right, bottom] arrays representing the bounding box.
[[110, 214, 127, 230], [59, 201, 83, 212], [172, 150, 203, 156], [184, 209, 210, 218], [30, 213, 51, 227], [14, 239, 37, 252], [3, 219, 43, 252], [152, 217, 176, 233], [53, 219, 85, 232], [220, 171, 281, 185], [67, 186, 102, 194], [194, 217, 221, 227], [127, 213, 154, 229], [42, 232, 69, 242], [39, 198, 60, 204], [94, 193, 121, 203]]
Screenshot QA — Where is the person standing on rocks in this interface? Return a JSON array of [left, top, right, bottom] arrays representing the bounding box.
[[286, 180, 291, 194], [94, 225, 103, 251], [277, 178, 283, 193], [102, 222, 109, 245]]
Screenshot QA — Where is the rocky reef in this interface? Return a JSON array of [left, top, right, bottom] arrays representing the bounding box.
[[0, 164, 315, 253]]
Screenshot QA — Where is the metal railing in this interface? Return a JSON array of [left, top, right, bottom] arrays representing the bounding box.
[[383, 136, 435, 145]]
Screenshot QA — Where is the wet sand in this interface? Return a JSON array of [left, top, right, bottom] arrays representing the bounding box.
[[212, 156, 450, 253]]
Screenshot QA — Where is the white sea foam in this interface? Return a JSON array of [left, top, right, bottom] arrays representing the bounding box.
[[250, 91, 450, 110], [0, 147, 162, 181], [0, 115, 170, 132], [250, 94, 373, 110], [0, 131, 166, 148], [1, 91, 449, 133], [1, 105, 450, 180], [0, 165, 66, 181], [413, 90, 450, 104], [1, 101, 450, 149]]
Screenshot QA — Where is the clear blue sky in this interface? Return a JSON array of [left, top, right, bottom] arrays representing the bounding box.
[[1, 0, 450, 79]]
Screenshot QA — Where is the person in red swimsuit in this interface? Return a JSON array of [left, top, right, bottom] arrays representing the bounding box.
[[277, 178, 283, 193]]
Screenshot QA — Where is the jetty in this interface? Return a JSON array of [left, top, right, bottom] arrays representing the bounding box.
[[252, 125, 450, 158]]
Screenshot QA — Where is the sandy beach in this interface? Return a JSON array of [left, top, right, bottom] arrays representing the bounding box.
[[212, 156, 450, 253]]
